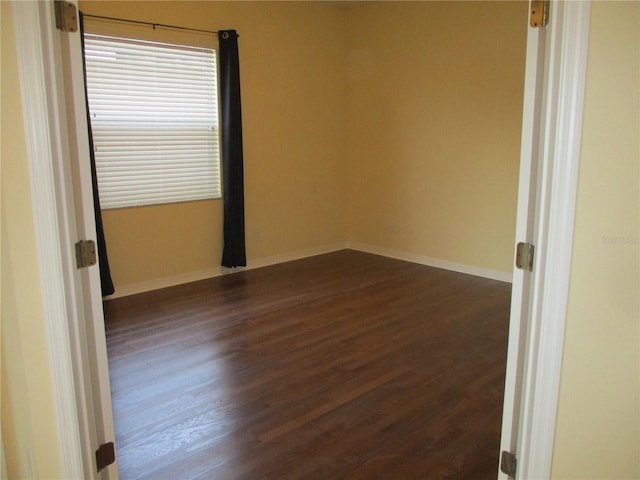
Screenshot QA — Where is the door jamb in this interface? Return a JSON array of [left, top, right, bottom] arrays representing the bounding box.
[[10, 1, 90, 478], [509, 2, 592, 477]]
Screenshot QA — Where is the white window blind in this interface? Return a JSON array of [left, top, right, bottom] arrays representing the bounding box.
[[84, 34, 221, 209]]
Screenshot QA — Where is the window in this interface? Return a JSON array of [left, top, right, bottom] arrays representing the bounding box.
[[84, 34, 221, 209]]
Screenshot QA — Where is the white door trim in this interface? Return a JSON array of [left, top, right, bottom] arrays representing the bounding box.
[[11, 2, 96, 479], [499, 7, 549, 472], [503, 1, 592, 478]]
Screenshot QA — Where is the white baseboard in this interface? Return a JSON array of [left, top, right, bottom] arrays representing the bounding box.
[[105, 267, 225, 299], [105, 242, 349, 299], [348, 242, 513, 283], [106, 241, 511, 299], [245, 242, 349, 271]]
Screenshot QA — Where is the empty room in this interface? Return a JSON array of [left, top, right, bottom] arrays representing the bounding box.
[[4, 0, 639, 479], [81, 0, 525, 478]]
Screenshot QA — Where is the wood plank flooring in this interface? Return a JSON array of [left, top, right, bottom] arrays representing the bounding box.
[[104, 250, 512, 480]]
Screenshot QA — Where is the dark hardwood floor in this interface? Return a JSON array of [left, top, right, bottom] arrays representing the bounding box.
[[104, 250, 512, 480]]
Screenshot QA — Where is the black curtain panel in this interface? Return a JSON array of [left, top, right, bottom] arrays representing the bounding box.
[[218, 30, 247, 268], [80, 13, 115, 297]]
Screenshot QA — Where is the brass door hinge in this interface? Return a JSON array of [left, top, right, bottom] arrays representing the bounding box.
[[75, 240, 97, 269], [501, 450, 517, 477], [530, 0, 550, 28], [515, 242, 535, 272], [95, 442, 116, 472], [54, 0, 78, 33]]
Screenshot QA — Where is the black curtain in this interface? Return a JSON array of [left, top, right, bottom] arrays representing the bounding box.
[[80, 13, 115, 297], [218, 30, 247, 268]]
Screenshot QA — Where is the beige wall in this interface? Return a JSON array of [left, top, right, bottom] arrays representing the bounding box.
[[552, 1, 640, 478], [82, 1, 527, 289], [346, 1, 527, 273], [81, 1, 350, 288], [1, 3, 64, 478], [4, 1, 638, 478]]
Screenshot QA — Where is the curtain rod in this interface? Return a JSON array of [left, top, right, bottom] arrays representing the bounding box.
[[81, 13, 235, 37]]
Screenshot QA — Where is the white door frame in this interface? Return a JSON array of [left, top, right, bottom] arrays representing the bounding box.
[[10, 1, 117, 479], [11, 0, 590, 478], [499, 1, 591, 478]]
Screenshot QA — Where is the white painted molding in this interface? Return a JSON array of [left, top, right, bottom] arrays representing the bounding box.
[[106, 267, 226, 299], [106, 242, 350, 298], [11, 2, 85, 478], [107, 241, 511, 299], [349, 243, 513, 283], [497, 17, 546, 480], [246, 243, 349, 271], [58, 2, 120, 478], [516, 2, 592, 478]]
